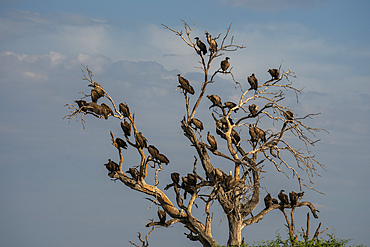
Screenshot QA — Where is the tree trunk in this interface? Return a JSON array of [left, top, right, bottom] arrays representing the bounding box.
[[227, 214, 242, 246]]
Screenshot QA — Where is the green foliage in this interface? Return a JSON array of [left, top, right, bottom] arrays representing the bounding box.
[[215, 232, 364, 247]]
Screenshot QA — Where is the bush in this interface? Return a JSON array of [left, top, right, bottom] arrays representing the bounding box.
[[216, 232, 364, 247]]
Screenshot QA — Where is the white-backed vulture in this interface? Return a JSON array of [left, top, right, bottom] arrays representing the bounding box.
[[120, 119, 131, 136], [207, 131, 218, 151], [249, 104, 259, 116], [136, 132, 147, 148], [177, 74, 195, 95], [207, 94, 222, 109], [268, 68, 280, 80], [190, 118, 204, 131], [247, 73, 258, 91], [195, 37, 207, 55], [205, 32, 217, 52], [119, 103, 130, 118], [115, 138, 127, 149], [278, 189, 289, 207], [220, 57, 230, 72]]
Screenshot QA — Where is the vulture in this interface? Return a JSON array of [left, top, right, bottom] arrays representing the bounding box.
[[187, 174, 197, 187], [126, 167, 139, 181], [147, 145, 160, 159], [115, 138, 128, 149], [231, 129, 241, 145], [289, 191, 298, 207], [190, 118, 204, 131], [157, 207, 166, 224], [272, 198, 279, 205], [249, 124, 258, 143], [278, 189, 289, 208], [297, 191, 305, 199], [90, 82, 105, 103], [268, 69, 280, 80], [224, 172, 236, 191], [224, 101, 238, 113], [171, 172, 180, 186], [182, 174, 197, 199], [195, 37, 207, 55], [283, 110, 294, 122], [264, 193, 273, 209], [101, 103, 113, 119], [156, 153, 170, 165], [247, 73, 258, 91], [177, 74, 195, 95], [136, 132, 148, 148], [254, 126, 266, 143], [207, 131, 218, 151], [86, 102, 103, 116], [75, 100, 87, 109], [249, 104, 259, 117], [119, 103, 130, 118], [120, 119, 131, 136], [207, 94, 222, 109], [205, 32, 217, 52], [104, 159, 120, 173], [220, 57, 230, 72]]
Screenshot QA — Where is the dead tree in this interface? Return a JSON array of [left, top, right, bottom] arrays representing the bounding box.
[[64, 21, 327, 247]]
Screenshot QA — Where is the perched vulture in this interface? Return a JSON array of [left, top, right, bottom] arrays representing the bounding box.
[[182, 174, 197, 199], [119, 103, 130, 118], [187, 174, 197, 187], [272, 198, 279, 204], [136, 132, 148, 148], [220, 57, 230, 72], [283, 110, 294, 122], [224, 101, 238, 113], [249, 104, 259, 117], [126, 167, 139, 181], [90, 82, 105, 103], [268, 69, 280, 80], [205, 32, 217, 52], [247, 73, 258, 91], [254, 126, 266, 143], [195, 37, 207, 55], [224, 172, 236, 191], [297, 191, 305, 199], [231, 129, 241, 145], [75, 100, 87, 109], [177, 74, 195, 95], [171, 172, 180, 186], [190, 118, 204, 131], [207, 94, 222, 109], [264, 193, 273, 209], [249, 124, 258, 143], [104, 159, 120, 173], [289, 191, 298, 207], [120, 119, 131, 136], [278, 189, 289, 207], [157, 207, 166, 224], [147, 145, 160, 159], [101, 103, 113, 119], [115, 138, 128, 149], [156, 153, 170, 165], [86, 102, 103, 116], [207, 131, 218, 151]]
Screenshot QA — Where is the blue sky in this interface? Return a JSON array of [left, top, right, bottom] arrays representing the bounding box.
[[0, 0, 369, 246]]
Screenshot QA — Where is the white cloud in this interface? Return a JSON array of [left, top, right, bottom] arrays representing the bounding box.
[[219, 0, 331, 11]]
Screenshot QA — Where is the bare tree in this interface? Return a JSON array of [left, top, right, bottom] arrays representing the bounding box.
[[64, 21, 327, 247]]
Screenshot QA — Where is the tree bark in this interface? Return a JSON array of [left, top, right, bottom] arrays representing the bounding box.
[[227, 214, 242, 246]]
